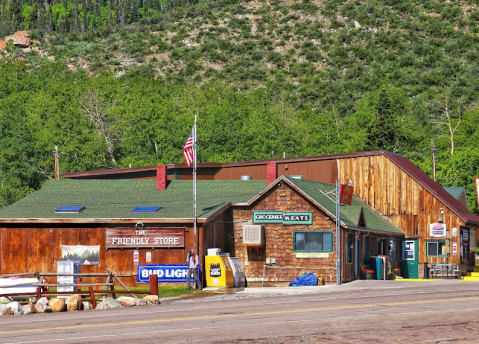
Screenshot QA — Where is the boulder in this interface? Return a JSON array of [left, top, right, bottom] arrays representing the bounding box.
[[48, 298, 65, 312], [4, 31, 32, 48], [0, 40, 7, 50], [1, 308, 13, 316], [22, 304, 32, 315], [14, 30, 29, 37], [96, 298, 122, 310], [81, 301, 91, 311], [29, 301, 37, 313], [66, 295, 82, 312], [5, 301, 23, 315], [143, 295, 160, 305], [35, 297, 49, 313], [116, 296, 137, 307]]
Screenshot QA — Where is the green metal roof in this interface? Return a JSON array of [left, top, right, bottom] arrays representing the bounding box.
[[0, 176, 403, 236], [0, 179, 265, 221], [443, 187, 465, 200], [284, 176, 402, 235]]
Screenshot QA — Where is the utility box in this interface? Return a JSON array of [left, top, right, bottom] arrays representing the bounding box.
[[57, 260, 82, 294], [228, 257, 246, 287], [205, 255, 234, 287]]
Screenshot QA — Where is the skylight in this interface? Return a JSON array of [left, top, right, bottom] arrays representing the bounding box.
[[131, 206, 162, 213], [55, 206, 86, 213]]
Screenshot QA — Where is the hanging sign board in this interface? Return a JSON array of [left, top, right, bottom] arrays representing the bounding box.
[[429, 223, 446, 237], [339, 184, 354, 205], [106, 228, 185, 248]]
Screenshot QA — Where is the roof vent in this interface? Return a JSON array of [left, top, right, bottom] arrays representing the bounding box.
[[241, 176, 252, 181]]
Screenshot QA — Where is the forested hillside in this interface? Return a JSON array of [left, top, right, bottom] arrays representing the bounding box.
[[1, 0, 479, 211]]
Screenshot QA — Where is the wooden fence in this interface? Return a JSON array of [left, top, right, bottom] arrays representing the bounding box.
[[0, 269, 158, 309]]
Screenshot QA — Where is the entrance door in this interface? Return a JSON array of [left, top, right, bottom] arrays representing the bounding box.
[[400, 239, 418, 279]]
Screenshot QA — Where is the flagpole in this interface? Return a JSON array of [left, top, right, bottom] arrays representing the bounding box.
[[193, 115, 197, 252]]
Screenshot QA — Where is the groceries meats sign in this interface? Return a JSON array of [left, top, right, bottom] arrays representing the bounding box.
[[106, 227, 185, 248], [253, 211, 313, 225]]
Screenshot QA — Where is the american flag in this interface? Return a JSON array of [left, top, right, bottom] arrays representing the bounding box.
[[183, 129, 194, 166]]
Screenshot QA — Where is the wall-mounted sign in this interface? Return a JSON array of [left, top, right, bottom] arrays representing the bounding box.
[[106, 228, 185, 248], [452, 242, 458, 255], [61, 245, 100, 265], [146, 252, 152, 263], [137, 264, 197, 283], [339, 184, 354, 206], [452, 227, 457, 237], [429, 223, 446, 237], [253, 211, 313, 225], [253, 211, 283, 224], [133, 250, 139, 265]]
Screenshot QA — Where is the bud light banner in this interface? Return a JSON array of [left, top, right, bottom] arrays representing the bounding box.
[[137, 264, 200, 283]]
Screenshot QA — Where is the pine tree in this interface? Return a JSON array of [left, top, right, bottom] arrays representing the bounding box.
[[365, 88, 397, 152]]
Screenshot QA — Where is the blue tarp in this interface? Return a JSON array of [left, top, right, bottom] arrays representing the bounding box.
[[289, 272, 317, 286]]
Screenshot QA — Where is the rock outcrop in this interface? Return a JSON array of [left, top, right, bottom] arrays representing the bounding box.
[[4, 31, 32, 48]]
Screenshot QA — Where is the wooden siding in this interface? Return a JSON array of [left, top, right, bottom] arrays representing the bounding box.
[[338, 156, 464, 265], [0, 225, 201, 286]]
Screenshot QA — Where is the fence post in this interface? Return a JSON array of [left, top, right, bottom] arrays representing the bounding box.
[[88, 286, 97, 309], [149, 274, 158, 296]]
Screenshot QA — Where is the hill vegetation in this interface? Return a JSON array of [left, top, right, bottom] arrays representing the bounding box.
[[0, 0, 479, 212]]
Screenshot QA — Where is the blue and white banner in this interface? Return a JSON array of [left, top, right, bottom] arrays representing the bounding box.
[[137, 264, 201, 283]]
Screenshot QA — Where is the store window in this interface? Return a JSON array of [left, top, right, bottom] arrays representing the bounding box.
[[294, 231, 333, 252], [390, 240, 397, 261], [426, 241, 447, 257]]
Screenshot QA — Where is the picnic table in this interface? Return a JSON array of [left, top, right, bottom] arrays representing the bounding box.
[[429, 263, 460, 279]]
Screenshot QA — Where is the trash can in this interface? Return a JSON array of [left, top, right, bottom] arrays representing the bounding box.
[[375, 258, 383, 280]]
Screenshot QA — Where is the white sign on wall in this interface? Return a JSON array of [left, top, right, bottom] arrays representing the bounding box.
[[430, 223, 446, 237]]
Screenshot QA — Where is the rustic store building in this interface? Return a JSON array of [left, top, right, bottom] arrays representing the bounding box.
[[1, 150, 478, 286]]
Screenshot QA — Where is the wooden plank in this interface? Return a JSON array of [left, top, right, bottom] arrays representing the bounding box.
[[27, 228, 55, 273], [2, 229, 28, 273], [369, 156, 375, 208]]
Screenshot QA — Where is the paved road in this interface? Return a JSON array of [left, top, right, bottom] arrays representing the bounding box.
[[2, 280, 479, 343]]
